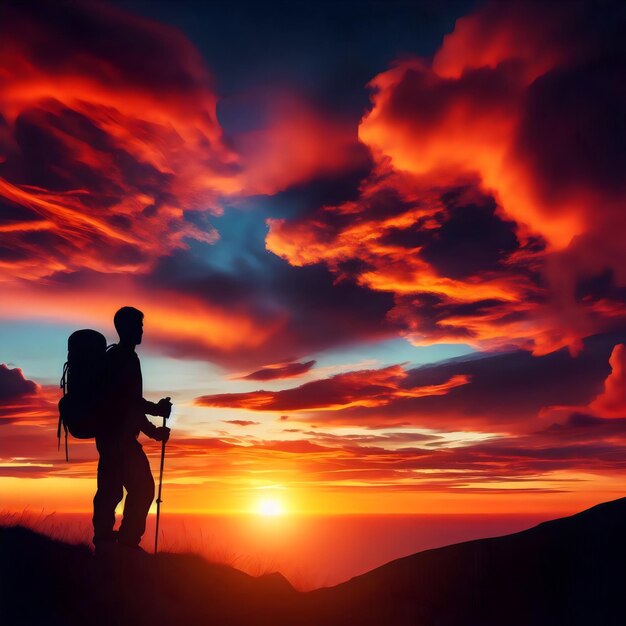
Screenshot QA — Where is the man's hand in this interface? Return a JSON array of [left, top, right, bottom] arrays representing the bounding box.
[[153, 426, 170, 443], [156, 397, 172, 418]]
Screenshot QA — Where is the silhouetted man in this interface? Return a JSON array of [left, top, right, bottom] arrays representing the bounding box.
[[93, 306, 171, 552]]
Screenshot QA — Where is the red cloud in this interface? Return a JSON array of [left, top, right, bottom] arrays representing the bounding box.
[[0, 1, 390, 371], [235, 95, 367, 195], [0, 1, 241, 280], [0, 2, 366, 283], [266, 0, 626, 356], [3, 363, 626, 503], [141, 418, 626, 497], [589, 344, 626, 418], [196, 364, 468, 412], [431, 1, 574, 81], [0, 273, 284, 362]]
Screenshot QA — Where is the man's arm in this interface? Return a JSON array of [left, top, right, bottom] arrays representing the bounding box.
[[141, 397, 172, 417], [139, 396, 172, 441], [141, 398, 160, 416], [139, 414, 158, 438], [139, 414, 170, 441]]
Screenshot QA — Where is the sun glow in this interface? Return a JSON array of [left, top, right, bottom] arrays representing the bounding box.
[[256, 498, 285, 516]]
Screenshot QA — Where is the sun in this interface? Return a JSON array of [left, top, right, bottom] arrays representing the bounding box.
[[256, 497, 284, 516]]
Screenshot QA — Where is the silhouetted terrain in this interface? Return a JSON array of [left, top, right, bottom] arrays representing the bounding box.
[[2, 498, 626, 626], [307, 497, 626, 626]]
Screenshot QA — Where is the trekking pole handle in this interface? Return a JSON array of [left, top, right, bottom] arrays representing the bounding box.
[[163, 396, 172, 421]]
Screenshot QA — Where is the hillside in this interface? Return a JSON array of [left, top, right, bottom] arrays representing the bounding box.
[[2, 498, 626, 625], [306, 497, 626, 626]]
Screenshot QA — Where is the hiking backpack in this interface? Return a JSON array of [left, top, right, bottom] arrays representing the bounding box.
[[57, 329, 108, 460]]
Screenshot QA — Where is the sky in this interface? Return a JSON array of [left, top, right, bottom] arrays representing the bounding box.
[[2, 0, 626, 522]]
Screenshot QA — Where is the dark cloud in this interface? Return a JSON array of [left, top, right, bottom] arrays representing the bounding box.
[[240, 360, 316, 381], [515, 58, 626, 202], [0, 364, 38, 401], [400, 333, 616, 420], [418, 193, 519, 280], [195, 331, 625, 431], [540, 413, 626, 442]]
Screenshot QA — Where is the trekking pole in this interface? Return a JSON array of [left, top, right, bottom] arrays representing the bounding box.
[[154, 397, 171, 555]]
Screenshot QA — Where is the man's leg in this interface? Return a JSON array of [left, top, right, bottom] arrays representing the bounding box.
[[92, 439, 124, 545], [118, 440, 155, 547]]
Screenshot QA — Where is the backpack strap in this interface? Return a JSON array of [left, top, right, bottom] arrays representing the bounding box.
[[58, 361, 69, 461], [60, 361, 68, 395], [57, 416, 69, 462]]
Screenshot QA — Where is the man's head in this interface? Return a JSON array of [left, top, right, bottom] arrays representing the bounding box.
[[114, 306, 144, 346]]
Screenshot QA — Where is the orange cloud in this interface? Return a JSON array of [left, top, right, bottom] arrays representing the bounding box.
[[3, 356, 626, 514], [0, 274, 285, 359], [361, 2, 594, 249], [196, 364, 469, 412], [266, 0, 626, 356], [0, 2, 243, 280], [266, 170, 570, 354]]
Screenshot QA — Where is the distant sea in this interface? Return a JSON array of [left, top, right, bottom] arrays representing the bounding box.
[[2, 512, 550, 590]]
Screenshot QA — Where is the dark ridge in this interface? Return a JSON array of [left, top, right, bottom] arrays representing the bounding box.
[[2, 497, 626, 625], [0, 525, 298, 626], [306, 497, 626, 625]]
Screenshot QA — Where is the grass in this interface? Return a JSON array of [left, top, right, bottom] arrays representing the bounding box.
[[0, 508, 316, 590]]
